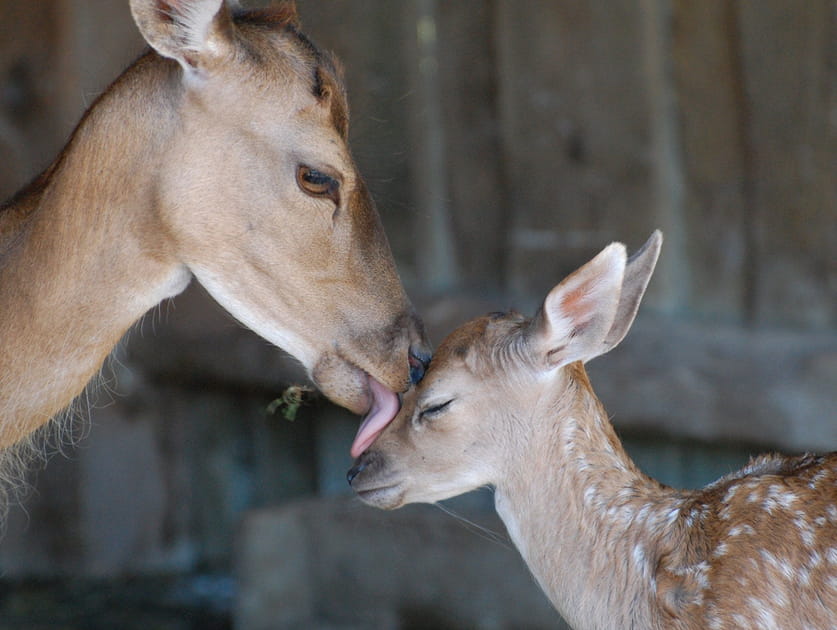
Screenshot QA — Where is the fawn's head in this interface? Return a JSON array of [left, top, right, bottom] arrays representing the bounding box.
[[129, 1, 429, 420], [349, 232, 662, 508]]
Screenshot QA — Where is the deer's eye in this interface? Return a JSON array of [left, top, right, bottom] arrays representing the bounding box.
[[297, 165, 340, 204], [419, 399, 453, 420]]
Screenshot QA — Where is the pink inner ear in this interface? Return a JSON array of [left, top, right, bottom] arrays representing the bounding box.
[[156, 0, 184, 17], [561, 287, 594, 325], [540, 242, 628, 367], [560, 283, 588, 311], [555, 276, 604, 340]]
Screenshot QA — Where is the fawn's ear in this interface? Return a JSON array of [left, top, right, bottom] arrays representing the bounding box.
[[130, 0, 233, 77], [530, 231, 662, 370], [531, 242, 627, 370], [600, 230, 662, 353]]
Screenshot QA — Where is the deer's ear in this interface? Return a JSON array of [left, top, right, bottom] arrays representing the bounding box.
[[531, 242, 627, 370], [130, 0, 232, 77]]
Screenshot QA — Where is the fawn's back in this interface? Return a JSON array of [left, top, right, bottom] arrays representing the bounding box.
[[658, 452, 837, 628]]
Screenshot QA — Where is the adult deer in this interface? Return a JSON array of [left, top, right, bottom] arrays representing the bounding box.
[[350, 231, 837, 630], [0, 1, 429, 471]]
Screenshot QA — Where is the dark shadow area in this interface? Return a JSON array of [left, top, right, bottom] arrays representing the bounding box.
[[0, 574, 233, 630]]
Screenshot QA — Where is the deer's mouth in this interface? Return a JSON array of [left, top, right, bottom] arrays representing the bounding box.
[[350, 375, 400, 458], [310, 353, 402, 454]]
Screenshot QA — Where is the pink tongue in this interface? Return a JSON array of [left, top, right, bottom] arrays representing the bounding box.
[[350, 376, 400, 458]]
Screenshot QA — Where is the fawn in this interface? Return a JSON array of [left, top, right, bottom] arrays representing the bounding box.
[[349, 231, 837, 630]]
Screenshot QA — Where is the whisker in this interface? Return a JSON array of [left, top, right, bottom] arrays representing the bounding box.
[[432, 501, 513, 551]]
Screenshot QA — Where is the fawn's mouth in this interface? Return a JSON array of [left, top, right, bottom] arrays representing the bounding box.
[[353, 483, 405, 510], [347, 462, 405, 509]]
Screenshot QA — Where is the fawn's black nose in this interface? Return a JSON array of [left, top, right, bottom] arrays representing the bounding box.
[[347, 461, 366, 485], [408, 345, 431, 385], [348, 450, 384, 486]]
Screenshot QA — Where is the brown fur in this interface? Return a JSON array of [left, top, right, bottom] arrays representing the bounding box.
[[351, 234, 837, 630], [0, 1, 427, 492]]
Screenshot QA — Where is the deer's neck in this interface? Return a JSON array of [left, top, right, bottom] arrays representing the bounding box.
[[494, 364, 682, 630], [0, 53, 190, 446]]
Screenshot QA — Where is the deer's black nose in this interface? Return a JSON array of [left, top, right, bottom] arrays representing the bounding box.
[[408, 345, 431, 385]]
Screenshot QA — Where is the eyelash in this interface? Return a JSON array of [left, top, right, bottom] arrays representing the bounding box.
[[419, 399, 453, 420]]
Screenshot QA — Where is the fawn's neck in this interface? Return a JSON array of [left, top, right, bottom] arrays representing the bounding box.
[[0, 54, 190, 446], [494, 364, 683, 630]]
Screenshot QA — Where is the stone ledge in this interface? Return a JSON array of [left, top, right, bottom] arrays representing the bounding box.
[[235, 497, 564, 630]]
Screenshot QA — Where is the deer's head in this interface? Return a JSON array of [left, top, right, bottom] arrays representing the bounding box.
[[130, 1, 429, 427], [349, 232, 662, 508]]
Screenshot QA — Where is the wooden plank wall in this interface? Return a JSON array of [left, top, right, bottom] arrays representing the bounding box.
[[0, 1, 144, 190], [297, 0, 835, 327], [0, 2, 65, 194], [2, 0, 834, 328]]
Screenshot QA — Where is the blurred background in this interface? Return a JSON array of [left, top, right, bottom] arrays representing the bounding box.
[[0, 1, 834, 628]]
